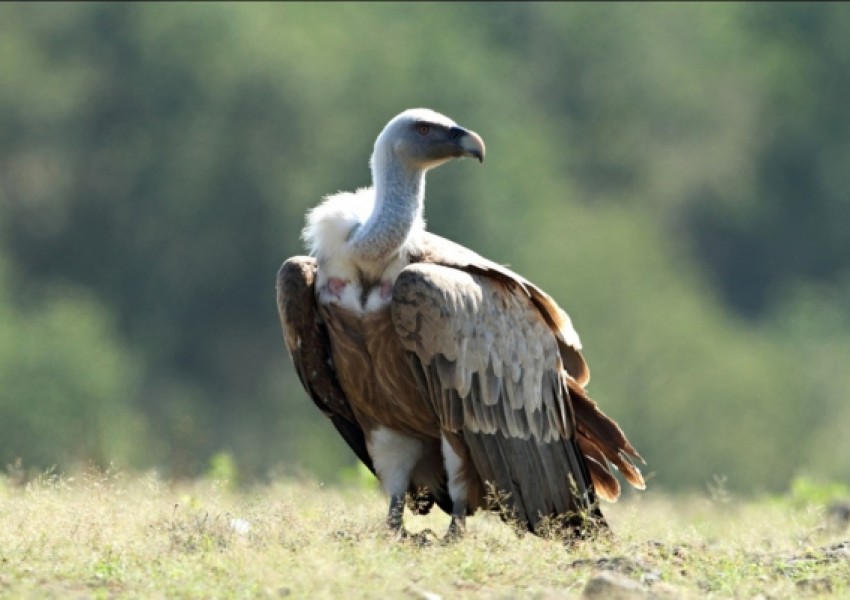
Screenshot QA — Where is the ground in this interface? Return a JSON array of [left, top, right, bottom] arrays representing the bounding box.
[[0, 467, 847, 599]]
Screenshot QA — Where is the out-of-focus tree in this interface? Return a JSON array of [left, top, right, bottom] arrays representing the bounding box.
[[0, 251, 145, 469], [686, 3, 850, 316], [0, 3, 847, 492]]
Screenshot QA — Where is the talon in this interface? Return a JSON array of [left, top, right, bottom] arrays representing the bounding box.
[[409, 530, 435, 547], [392, 528, 434, 546], [443, 514, 466, 544]]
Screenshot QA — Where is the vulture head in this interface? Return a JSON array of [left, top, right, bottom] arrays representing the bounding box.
[[371, 108, 485, 174]]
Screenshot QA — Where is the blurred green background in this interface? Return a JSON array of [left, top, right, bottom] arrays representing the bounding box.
[[1, 2, 849, 494]]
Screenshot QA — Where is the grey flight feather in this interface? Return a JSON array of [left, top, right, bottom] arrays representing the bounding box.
[[390, 260, 604, 531]]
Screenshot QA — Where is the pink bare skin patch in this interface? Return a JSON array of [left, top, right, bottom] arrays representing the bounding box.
[[327, 277, 349, 298], [380, 280, 393, 300]]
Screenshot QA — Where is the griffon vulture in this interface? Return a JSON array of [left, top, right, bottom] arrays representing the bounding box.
[[277, 108, 644, 540]]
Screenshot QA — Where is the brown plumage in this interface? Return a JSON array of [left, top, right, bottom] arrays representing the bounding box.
[[276, 108, 644, 540]]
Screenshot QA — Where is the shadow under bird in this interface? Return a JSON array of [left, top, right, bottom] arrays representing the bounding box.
[[277, 108, 645, 541]]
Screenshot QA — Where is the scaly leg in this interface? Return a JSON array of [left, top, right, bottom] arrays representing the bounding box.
[[387, 493, 406, 535], [441, 433, 469, 543]]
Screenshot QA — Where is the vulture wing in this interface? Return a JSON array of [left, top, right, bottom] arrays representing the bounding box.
[[392, 234, 644, 532], [414, 233, 591, 387], [276, 256, 451, 515], [276, 257, 375, 471], [391, 261, 603, 533]]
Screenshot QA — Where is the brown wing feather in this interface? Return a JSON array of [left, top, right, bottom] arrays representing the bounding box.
[[392, 262, 605, 534], [276, 257, 374, 471], [276, 257, 450, 515], [567, 376, 646, 492], [577, 436, 621, 503]]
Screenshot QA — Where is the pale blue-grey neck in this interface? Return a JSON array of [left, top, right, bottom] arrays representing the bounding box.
[[350, 152, 425, 265]]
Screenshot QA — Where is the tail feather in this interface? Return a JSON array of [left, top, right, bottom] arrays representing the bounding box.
[[567, 376, 645, 498], [577, 436, 621, 502]]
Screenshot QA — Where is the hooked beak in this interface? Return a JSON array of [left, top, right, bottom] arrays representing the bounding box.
[[451, 126, 486, 163]]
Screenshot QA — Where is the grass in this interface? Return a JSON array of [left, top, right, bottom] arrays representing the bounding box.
[[0, 466, 847, 599]]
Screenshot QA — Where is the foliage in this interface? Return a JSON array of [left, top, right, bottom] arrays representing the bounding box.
[[789, 476, 850, 508], [0, 3, 848, 491], [0, 257, 145, 469], [205, 451, 240, 489]]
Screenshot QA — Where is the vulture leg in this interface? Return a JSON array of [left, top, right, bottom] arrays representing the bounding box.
[[441, 433, 469, 542], [368, 427, 423, 538], [388, 495, 434, 544], [387, 494, 406, 533]]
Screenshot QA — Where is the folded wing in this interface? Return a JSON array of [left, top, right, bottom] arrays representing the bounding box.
[[276, 257, 375, 470], [391, 262, 605, 533]]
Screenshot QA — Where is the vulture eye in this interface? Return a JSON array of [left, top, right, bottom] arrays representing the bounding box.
[[416, 124, 431, 136]]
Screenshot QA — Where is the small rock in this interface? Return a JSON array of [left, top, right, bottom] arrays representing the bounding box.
[[582, 571, 646, 599], [406, 585, 442, 600]]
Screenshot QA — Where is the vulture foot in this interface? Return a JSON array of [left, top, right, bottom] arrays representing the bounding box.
[[386, 495, 437, 545], [399, 528, 437, 546], [387, 524, 436, 546], [441, 514, 466, 544]]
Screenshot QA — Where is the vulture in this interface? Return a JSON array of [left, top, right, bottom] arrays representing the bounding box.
[[277, 108, 644, 541]]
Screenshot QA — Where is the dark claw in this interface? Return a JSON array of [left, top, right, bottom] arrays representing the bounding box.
[[442, 514, 466, 544], [407, 528, 437, 547], [390, 527, 435, 546]]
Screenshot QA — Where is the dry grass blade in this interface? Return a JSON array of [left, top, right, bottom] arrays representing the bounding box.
[[0, 467, 847, 598]]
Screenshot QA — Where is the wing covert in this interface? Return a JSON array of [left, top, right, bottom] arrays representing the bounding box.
[[414, 232, 590, 386], [391, 263, 572, 444]]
